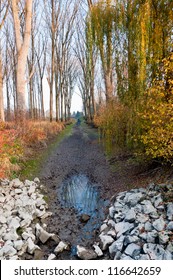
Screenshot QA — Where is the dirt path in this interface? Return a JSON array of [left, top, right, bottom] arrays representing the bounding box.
[[36, 122, 171, 259], [37, 123, 116, 258]]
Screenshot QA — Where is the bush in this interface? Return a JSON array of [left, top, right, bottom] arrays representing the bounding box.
[[94, 99, 128, 148], [0, 121, 65, 178], [138, 52, 173, 161]]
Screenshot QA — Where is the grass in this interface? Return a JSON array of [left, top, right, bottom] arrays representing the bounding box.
[[18, 122, 74, 180]]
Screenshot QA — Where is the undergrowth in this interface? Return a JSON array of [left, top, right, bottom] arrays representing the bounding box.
[[0, 120, 67, 179]]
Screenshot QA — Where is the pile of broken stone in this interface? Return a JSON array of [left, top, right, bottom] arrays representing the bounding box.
[[98, 183, 173, 260], [0, 178, 62, 260]]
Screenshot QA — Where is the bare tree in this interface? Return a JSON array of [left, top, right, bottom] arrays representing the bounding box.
[[0, 0, 10, 121], [0, 52, 4, 121], [35, 32, 47, 120], [12, 0, 33, 120]]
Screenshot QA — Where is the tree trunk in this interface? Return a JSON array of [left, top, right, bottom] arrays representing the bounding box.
[[40, 78, 45, 119], [60, 82, 64, 122], [6, 78, 11, 121], [12, 0, 33, 120], [0, 54, 4, 121], [104, 71, 113, 103], [90, 64, 96, 117]]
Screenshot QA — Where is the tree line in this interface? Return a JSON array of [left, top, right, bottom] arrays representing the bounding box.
[[80, 0, 173, 161], [0, 0, 173, 161], [0, 0, 82, 123]]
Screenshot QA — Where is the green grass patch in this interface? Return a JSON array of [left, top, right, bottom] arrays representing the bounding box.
[[43, 195, 49, 203]]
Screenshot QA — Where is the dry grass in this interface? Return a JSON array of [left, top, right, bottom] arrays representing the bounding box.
[[0, 121, 65, 178]]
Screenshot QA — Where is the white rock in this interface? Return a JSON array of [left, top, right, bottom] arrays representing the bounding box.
[[153, 217, 166, 231], [0, 179, 10, 186], [163, 250, 172, 260], [22, 231, 36, 241], [109, 235, 124, 256], [35, 209, 46, 218], [166, 243, 173, 253], [115, 222, 134, 238], [99, 234, 114, 250], [13, 240, 24, 251], [28, 185, 36, 195], [121, 254, 133, 260], [48, 253, 56, 260], [137, 254, 150, 260], [124, 192, 144, 206], [15, 188, 23, 194], [114, 251, 122, 260], [141, 200, 157, 214], [24, 179, 35, 187], [8, 217, 21, 229], [100, 224, 108, 232], [2, 244, 17, 257], [36, 198, 46, 207], [35, 223, 54, 244], [15, 198, 23, 207], [146, 231, 158, 243], [124, 235, 139, 246], [136, 213, 149, 223], [152, 194, 163, 208], [114, 212, 125, 223], [34, 177, 40, 184], [124, 209, 136, 222], [0, 216, 7, 224], [20, 218, 32, 228], [107, 219, 116, 228], [143, 243, 166, 260], [18, 243, 28, 256], [166, 221, 173, 231], [76, 245, 97, 260], [9, 255, 19, 260], [54, 241, 70, 253], [0, 196, 5, 203], [167, 203, 173, 220], [145, 221, 153, 231], [9, 178, 23, 188], [27, 238, 40, 254], [3, 231, 19, 241], [109, 206, 115, 218], [93, 244, 103, 257], [38, 212, 52, 219], [159, 232, 169, 244], [4, 240, 14, 246], [124, 243, 141, 258], [107, 229, 116, 237]]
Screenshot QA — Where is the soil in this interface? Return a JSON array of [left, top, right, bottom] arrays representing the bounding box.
[[32, 122, 173, 260]]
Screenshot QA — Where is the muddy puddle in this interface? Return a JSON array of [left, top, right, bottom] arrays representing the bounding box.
[[58, 174, 109, 253]]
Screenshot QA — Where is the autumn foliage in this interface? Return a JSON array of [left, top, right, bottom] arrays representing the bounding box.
[[94, 99, 128, 147], [92, 1, 173, 163], [138, 52, 173, 161], [0, 121, 64, 178]]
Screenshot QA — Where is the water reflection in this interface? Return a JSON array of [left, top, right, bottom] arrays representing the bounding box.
[[58, 174, 109, 246], [60, 174, 99, 215]]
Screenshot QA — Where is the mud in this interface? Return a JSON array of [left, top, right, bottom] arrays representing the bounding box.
[[36, 123, 116, 258], [37, 122, 153, 259]]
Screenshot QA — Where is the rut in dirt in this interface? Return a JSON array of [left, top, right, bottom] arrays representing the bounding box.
[[38, 123, 116, 258]]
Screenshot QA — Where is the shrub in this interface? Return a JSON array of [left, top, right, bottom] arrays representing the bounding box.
[[138, 52, 173, 161], [94, 99, 128, 148], [0, 121, 65, 178]]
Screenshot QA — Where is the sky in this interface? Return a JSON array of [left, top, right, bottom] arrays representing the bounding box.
[[42, 78, 83, 114], [71, 92, 83, 113]]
